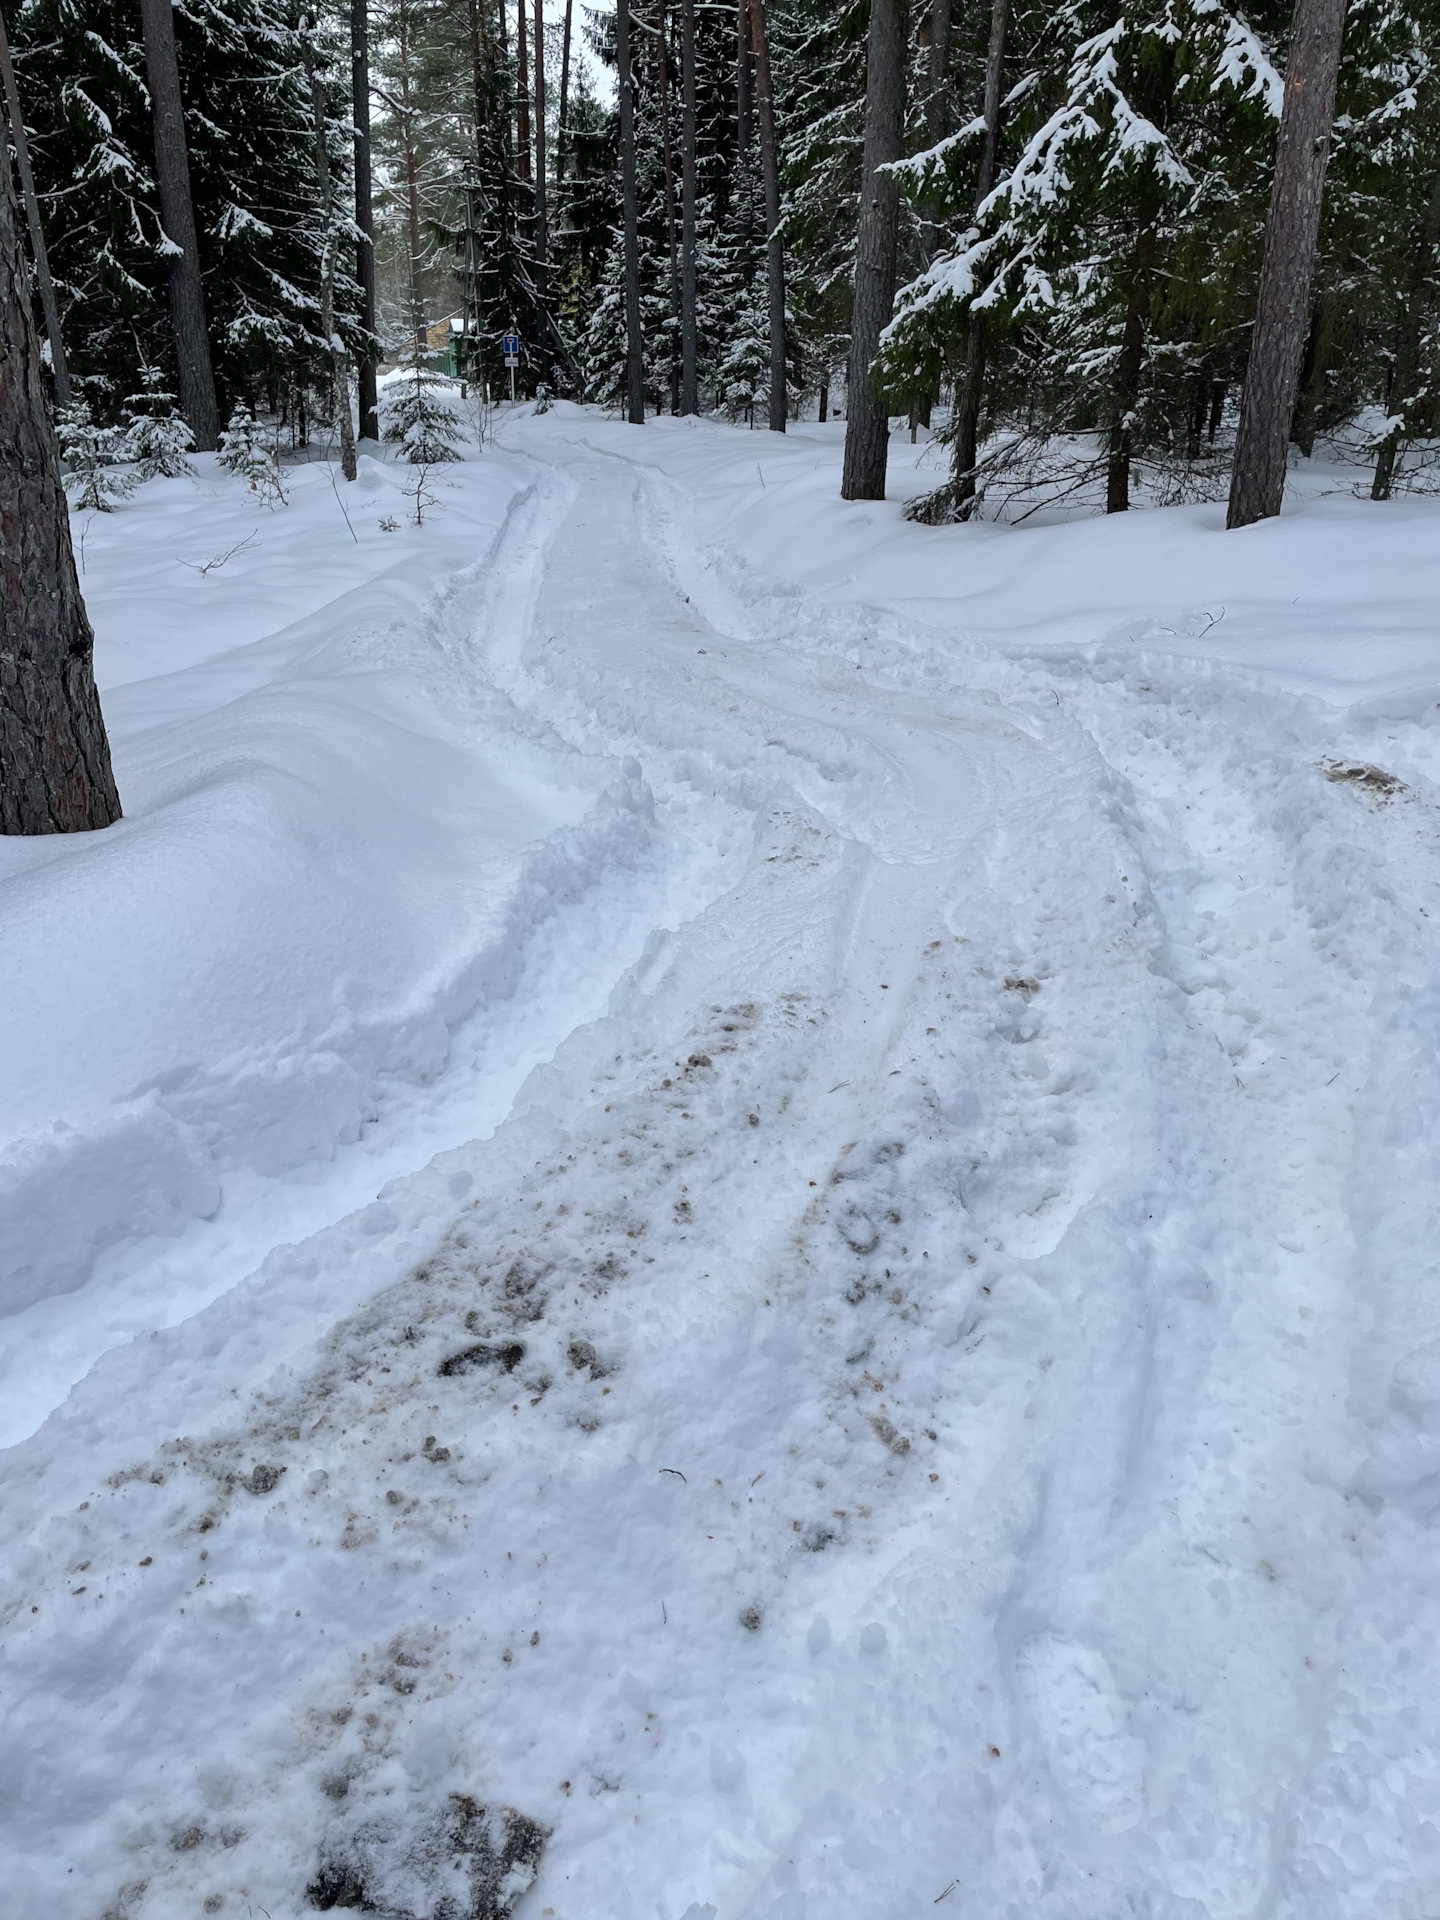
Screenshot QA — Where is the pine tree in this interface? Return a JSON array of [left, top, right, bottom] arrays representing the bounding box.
[[381, 343, 467, 459], [58, 400, 138, 510], [218, 403, 288, 503], [121, 368, 198, 481]]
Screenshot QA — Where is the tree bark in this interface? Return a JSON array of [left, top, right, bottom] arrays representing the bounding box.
[[841, 0, 907, 499], [749, 0, 785, 431], [352, 0, 378, 441], [1, 139, 121, 833], [1226, 0, 1347, 530], [657, 2, 681, 412], [399, 24, 425, 349], [0, 4, 69, 406], [308, 47, 357, 481], [1290, 281, 1334, 457], [949, 0, 1006, 513], [680, 0, 698, 413], [736, 0, 753, 155], [617, 0, 645, 422], [1105, 224, 1154, 513], [917, 0, 952, 267], [558, 0, 574, 182], [515, 0, 532, 183], [533, 0, 549, 361], [1371, 168, 1440, 500], [139, 0, 218, 450]]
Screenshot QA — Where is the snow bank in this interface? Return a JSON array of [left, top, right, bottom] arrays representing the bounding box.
[[0, 448, 696, 1423]]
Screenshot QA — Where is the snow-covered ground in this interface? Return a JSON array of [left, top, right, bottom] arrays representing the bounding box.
[[4, 406, 1440, 1920]]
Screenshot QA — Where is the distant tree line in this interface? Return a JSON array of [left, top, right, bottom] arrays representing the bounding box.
[[0, 0, 1430, 830]]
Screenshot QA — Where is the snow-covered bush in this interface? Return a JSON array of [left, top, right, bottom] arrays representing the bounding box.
[[121, 369, 197, 480], [218, 404, 288, 505], [57, 400, 136, 510], [381, 348, 465, 465]]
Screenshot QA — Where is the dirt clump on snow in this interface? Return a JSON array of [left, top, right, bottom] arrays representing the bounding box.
[[307, 1794, 548, 1919], [1318, 757, 1407, 799]]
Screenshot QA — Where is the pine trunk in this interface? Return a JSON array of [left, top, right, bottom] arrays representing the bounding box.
[[1371, 170, 1440, 501], [948, 0, 1006, 513], [749, 0, 785, 432], [0, 3, 70, 406], [558, 0, 574, 182], [308, 51, 357, 481], [533, 0, 549, 367], [1, 141, 121, 834], [841, 0, 907, 500], [1290, 282, 1335, 458], [1226, 0, 1346, 530], [617, 0, 645, 423], [680, 0, 698, 414], [516, 0, 532, 183], [139, 0, 218, 451], [917, 0, 952, 268], [399, 25, 425, 348], [658, 4, 681, 413], [352, 0, 378, 440], [736, 0, 753, 155], [1105, 231, 1153, 514]]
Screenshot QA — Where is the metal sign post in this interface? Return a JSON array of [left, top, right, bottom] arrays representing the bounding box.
[[502, 326, 520, 404]]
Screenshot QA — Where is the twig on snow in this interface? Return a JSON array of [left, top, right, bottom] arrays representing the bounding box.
[[177, 530, 258, 576]]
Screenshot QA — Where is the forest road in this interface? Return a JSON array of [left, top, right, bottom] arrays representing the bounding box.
[[0, 413, 1436, 1920]]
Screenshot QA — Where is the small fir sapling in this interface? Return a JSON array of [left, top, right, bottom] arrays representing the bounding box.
[[381, 345, 465, 464], [218, 404, 288, 504], [121, 367, 197, 480], [56, 400, 137, 510]]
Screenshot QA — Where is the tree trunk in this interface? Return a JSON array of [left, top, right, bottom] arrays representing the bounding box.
[[0, 4, 69, 406], [616, 0, 645, 423], [1290, 282, 1335, 457], [558, 0, 574, 182], [1187, 374, 1209, 462], [308, 48, 357, 481], [352, 0, 378, 441], [736, 0, 753, 155], [917, 0, 952, 268], [657, 3, 681, 413], [533, 0, 549, 359], [139, 0, 219, 449], [515, 0, 532, 183], [1105, 225, 1154, 513], [1208, 380, 1226, 442], [1, 140, 121, 834], [841, 0, 907, 499], [1226, 0, 1347, 530], [1371, 169, 1440, 501], [818, 368, 828, 420], [400, 27, 425, 349], [680, 0, 698, 414], [949, 0, 1007, 513], [749, 0, 785, 431]]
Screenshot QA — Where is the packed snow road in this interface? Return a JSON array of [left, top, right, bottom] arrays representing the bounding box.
[[4, 408, 1440, 1920]]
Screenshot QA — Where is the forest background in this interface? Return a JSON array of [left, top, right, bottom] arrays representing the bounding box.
[[3, 0, 1438, 522]]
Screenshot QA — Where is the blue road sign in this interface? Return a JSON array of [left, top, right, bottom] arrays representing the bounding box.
[[502, 331, 520, 357]]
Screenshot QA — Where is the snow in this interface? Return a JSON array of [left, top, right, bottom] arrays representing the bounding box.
[[5, 407, 1440, 1920]]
